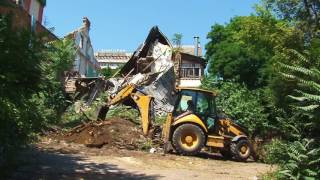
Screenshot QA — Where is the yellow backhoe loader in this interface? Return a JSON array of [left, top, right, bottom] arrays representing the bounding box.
[[99, 84, 253, 161]]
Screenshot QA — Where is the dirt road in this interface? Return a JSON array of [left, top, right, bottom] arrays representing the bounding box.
[[11, 138, 274, 180]]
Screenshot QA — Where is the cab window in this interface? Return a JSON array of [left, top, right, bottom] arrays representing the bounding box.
[[195, 92, 210, 115], [175, 90, 196, 114]]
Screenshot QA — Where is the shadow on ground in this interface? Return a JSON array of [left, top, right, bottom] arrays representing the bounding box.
[[11, 146, 162, 180], [169, 151, 256, 163]]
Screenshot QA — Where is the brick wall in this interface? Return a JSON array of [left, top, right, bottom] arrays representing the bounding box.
[[0, 2, 57, 41]]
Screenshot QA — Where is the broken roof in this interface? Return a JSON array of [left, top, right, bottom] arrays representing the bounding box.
[[119, 26, 172, 75]]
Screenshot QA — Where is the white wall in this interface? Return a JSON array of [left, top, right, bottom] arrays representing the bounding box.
[[179, 79, 202, 87]]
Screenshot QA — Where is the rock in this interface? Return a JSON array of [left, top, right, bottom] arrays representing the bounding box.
[[149, 147, 156, 153]]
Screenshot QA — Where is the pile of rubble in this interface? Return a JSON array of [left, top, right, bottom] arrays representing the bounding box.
[[56, 118, 145, 150]]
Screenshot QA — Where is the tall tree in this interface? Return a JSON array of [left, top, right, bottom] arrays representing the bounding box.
[[264, 0, 320, 41], [280, 50, 320, 134], [205, 12, 302, 89], [172, 33, 183, 48]]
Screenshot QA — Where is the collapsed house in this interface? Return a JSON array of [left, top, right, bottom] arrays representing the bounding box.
[[116, 26, 177, 114]]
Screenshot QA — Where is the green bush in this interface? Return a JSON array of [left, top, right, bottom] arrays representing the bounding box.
[[107, 105, 140, 123], [137, 138, 153, 151], [265, 138, 320, 179], [263, 139, 289, 164], [271, 50, 320, 179], [154, 115, 167, 126], [0, 14, 45, 156], [0, 14, 75, 171], [278, 139, 320, 179]]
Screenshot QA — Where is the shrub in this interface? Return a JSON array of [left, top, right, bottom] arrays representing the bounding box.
[[274, 50, 320, 179], [137, 138, 153, 151], [263, 139, 289, 164], [279, 139, 320, 179], [0, 14, 75, 170], [107, 105, 140, 123]]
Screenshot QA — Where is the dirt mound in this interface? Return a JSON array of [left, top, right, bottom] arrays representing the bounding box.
[[57, 118, 145, 149]]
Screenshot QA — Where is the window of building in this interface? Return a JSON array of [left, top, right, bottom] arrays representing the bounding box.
[[180, 63, 202, 78]]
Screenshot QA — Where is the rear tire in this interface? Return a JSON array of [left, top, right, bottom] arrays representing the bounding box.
[[230, 139, 252, 161], [172, 124, 205, 156]]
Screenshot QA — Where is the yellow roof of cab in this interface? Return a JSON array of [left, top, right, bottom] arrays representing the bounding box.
[[176, 87, 217, 96]]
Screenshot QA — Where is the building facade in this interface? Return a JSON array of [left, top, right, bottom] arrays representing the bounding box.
[[95, 51, 132, 70], [65, 17, 100, 77], [172, 37, 205, 87], [174, 51, 206, 87], [1, 0, 56, 40], [18, 0, 45, 23]]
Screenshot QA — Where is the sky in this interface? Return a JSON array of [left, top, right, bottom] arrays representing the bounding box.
[[44, 0, 260, 53]]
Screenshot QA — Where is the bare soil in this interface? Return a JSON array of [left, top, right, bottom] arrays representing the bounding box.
[[10, 119, 275, 179], [11, 139, 274, 180]]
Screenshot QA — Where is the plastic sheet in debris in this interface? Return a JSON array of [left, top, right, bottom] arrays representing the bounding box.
[[141, 67, 176, 115]]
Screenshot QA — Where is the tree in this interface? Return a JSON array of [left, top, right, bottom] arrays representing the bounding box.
[[100, 65, 123, 79], [263, 0, 320, 41], [0, 14, 46, 166], [172, 33, 183, 48], [0, 14, 75, 171], [266, 50, 320, 179], [101, 66, 113, 78], [205, 13, 302, 89], [0, 15, 44, 101], [280, 49, 320, 135]]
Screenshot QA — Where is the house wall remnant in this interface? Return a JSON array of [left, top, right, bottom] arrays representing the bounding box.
[[65, 17, 100, 77]]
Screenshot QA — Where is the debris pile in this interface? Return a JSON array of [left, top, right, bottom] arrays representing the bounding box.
[[56, 118, 145, 149], [112, 26, 177, 115]]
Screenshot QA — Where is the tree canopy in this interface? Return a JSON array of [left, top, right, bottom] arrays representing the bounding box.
[[205, 11, 303, 89]]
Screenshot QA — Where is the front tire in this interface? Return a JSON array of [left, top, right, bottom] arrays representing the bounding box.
[[172, 124, 205, 156], [230, 139, 252, 161]]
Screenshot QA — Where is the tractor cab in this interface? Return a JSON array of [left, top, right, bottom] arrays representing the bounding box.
[[173, 88, 218, 133]]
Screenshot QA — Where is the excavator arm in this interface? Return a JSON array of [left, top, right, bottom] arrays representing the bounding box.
[[100, 83, 153, 136], [106, 84, 136, 106]]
